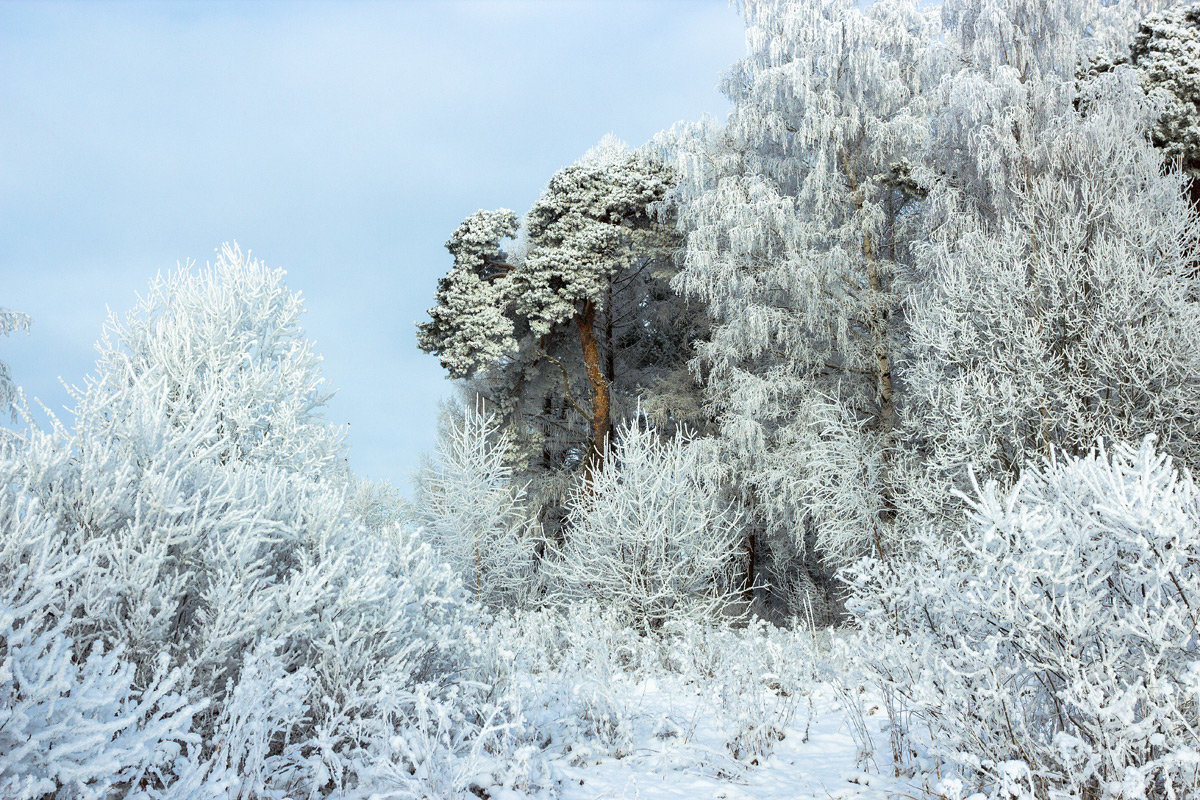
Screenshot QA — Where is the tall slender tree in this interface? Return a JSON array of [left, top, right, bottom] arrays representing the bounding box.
[[667, 0, 932, 612]]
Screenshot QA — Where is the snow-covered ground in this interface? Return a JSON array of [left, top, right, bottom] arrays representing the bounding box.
[[550, 681, 897, 800], [468, 613, 925, 800]]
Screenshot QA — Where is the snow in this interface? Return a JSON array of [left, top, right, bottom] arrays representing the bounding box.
[[462, 609, 914, 800], [5, 2, 1199, 797], [552, 681, 897, 800]]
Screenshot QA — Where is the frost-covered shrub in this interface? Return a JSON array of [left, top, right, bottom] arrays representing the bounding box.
[[658, 617, 818, 765], [478, 603, 644, 762], [83, 243, 346, 477], [849, 438, 1200, 799], [0, 436, 199, 800], [548, 423, 744, 632], [2, 248, 488, 797], [408, 403, 540, 606], [0, 307, 29, 419], [345, 475, 405, 535]]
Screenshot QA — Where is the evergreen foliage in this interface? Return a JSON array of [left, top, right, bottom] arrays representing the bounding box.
[[420, 138, 699, 528]]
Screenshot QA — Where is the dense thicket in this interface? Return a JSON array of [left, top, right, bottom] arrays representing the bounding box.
[[899, 0, 1200, 541], [1, 250, 486, 798], [416, 0, 1200, 621]]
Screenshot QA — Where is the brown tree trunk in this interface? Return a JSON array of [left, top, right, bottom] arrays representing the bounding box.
[[575, 300, 610, 483]]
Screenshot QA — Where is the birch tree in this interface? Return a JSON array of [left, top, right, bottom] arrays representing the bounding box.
[[667, 0, 932, 608], [899, 0, 1200, 534]]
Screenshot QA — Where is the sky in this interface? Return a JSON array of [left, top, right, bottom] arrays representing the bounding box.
[[0, 0, 744, 490]]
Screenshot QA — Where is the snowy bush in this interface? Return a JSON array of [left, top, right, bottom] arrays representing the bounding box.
[[0, 307, 29, 419], [1, 248, 490, 797], [408, 402, 541, 606], [547, 422, 744, 633], [849, 438, 1200, 799], [345, 475, 405, 535], [477, 603, 644, 763], [0, 435, 200, 800]]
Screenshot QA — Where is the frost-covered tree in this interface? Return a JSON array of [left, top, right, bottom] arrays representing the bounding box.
[[900, 0, 1200, 534], [547, 421, 744, 634], [0, 308, 29, 419], [1116, 3, 1200, 206], [419, 139, 692, 511], [1, 248, 487, 796], [408, 402, 540, 606], [83, 243, 345, 478], [666, 0, 932, 608], [850, 438, 1200, 799], [511, 138, 677, 473], [417, 209, 522, 381]]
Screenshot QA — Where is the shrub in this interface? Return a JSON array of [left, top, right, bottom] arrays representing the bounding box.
[[407, 403, 541, 606], [849, 438, 1200, 799], [548, 422, 744, 633], [1, 248, 487, 797], [0, 436, 199, 800]]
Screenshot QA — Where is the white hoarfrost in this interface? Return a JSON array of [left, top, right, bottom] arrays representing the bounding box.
[[7, 2, 1200, 798], [851, 438, 1200, 799], [0, 307, 30, 420], [0, 247, 486, 798], [548, 422, 744, 633], [0, 440, 199, 800], [83, 243, 346, 477], [666, 0, 933, 602], [408, 402, 541, 606], [901, 0, 1200, 534]]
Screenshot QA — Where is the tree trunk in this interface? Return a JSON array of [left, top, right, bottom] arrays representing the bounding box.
[[743, 531, 756, 606], [864, 240, 896, 439], [575, 300, 610, 483], [864, 231, 898, 565], [604, 281, 616, 390]]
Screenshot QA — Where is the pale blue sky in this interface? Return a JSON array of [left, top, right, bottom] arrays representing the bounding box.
[[0, 0, 744, 488]]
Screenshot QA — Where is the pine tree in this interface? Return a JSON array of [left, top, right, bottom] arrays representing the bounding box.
[[1119, 3, 1200, 207], [419, 139, 694, 517]]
